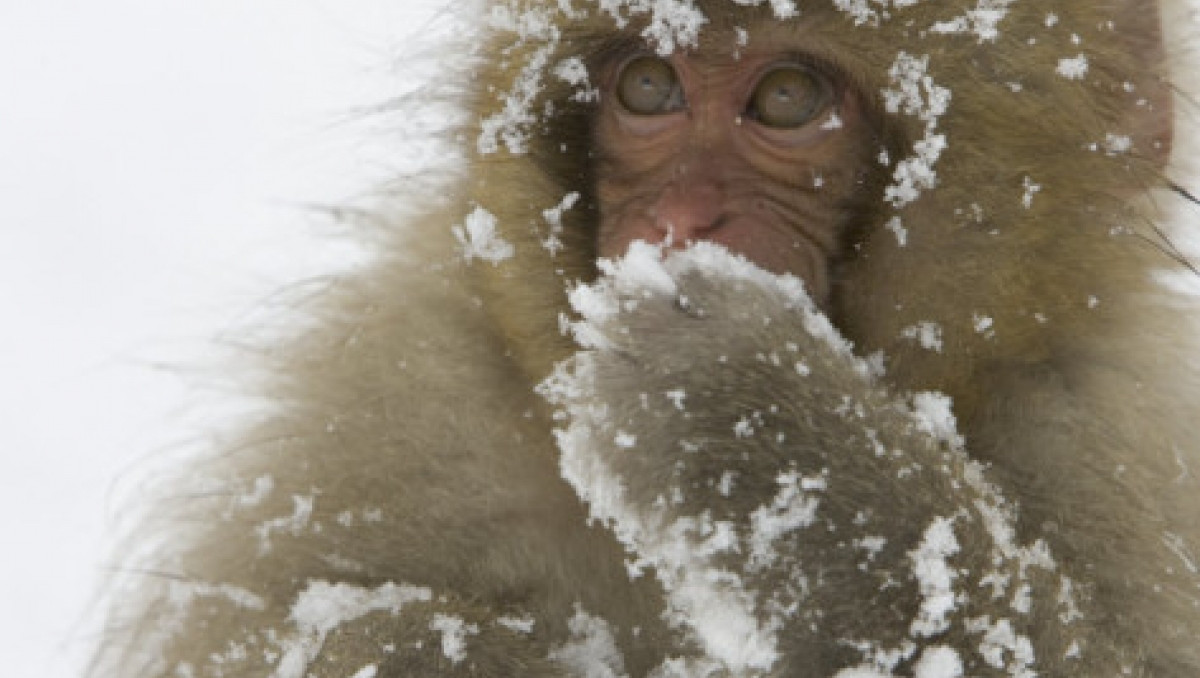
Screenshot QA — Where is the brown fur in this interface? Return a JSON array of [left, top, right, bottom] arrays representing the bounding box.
[[90, 1, 1200, 676]]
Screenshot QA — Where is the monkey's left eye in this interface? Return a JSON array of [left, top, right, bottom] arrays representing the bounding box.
[[747, 65, 832, 129], [616, 56, 686, 115]]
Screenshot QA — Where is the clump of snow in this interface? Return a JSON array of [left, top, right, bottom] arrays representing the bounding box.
[[900, 321, 944, 352], [478, 6, 560, 155], [1021, 176, 1041, 209], [966, 616, 1036, 676], [1056, 54, 1089, 80], [748, 470, 826, 570], [542, 191, 581, 256], [909, 517, 962, 637], [881, 53, 950, 208], [929, 0, 1017, 42], [497, 615, 537, 634], [548, 606, 629, 677], [730, 0, 799, 20], [913, 645, 964, 678], [885, 216, 908, 246], [256, 493, 315, 554], [454, 206, 514, 264], [275, 581, 432, 678], [430, 614, 480, 665], [972, 313, 995, 336], [908, 392, 963, 448], [596, 0, 708, 55], [1103, 133, 1132, 155], [555, 56, 598, 102]]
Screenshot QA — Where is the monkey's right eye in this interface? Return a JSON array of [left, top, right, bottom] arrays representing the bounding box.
[[616, 56, 685, 115]]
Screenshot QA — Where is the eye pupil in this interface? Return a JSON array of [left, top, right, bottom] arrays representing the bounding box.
[[617, 56, 684, 115], [751, 66, 830, 129]]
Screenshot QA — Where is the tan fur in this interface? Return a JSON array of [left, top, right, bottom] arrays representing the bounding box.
[[90, 1, 1200, 676]]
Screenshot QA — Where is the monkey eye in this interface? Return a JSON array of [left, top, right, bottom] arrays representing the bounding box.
[[616, 56, 686, 115], [747, 65, 832, 129]]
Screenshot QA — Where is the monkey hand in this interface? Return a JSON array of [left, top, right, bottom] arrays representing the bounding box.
[[540, 241, 1080, 677]]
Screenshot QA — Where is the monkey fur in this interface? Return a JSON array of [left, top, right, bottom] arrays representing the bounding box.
[[90, 0, 1200, 676]]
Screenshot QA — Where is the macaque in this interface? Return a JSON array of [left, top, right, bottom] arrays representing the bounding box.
[[91, 1, 1200, 677]]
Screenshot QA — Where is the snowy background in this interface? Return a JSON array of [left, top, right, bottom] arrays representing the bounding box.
[[0, 1, 446, 674]]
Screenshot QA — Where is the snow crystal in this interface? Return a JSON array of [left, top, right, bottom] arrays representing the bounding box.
[[454, 206, 514, 264], [430, 614, 480, 665], [1056, 54, 1089, 80]]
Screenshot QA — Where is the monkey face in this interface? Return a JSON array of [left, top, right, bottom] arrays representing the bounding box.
[[591, 29, 877, 306]]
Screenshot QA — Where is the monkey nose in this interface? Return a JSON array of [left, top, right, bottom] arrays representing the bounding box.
[[651, 181, 727, 246]]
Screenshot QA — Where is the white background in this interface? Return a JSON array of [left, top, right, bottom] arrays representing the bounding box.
[[0, 1, 446, 674]]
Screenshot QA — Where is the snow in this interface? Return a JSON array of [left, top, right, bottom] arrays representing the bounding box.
[[548, 606, 629, 678], [279, 581, 434, 678], [1056, 54, 1090, 80], [429, 614, 480, 665], [900, 321, 945, 352], [0, 2, 450, 676], [913, 645, 964, 678], [881, 52, 950, 207], [454, 206, 515, 264], [908, 517, 962, 638]]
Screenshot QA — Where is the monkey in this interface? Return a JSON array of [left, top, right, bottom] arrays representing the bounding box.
[[88, 0, 1200, 676]]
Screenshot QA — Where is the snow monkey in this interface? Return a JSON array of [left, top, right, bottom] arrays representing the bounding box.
[[91, 0, 1200, 676]]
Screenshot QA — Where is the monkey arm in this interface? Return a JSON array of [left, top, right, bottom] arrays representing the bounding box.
[[541, 242, 1081, 677]]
